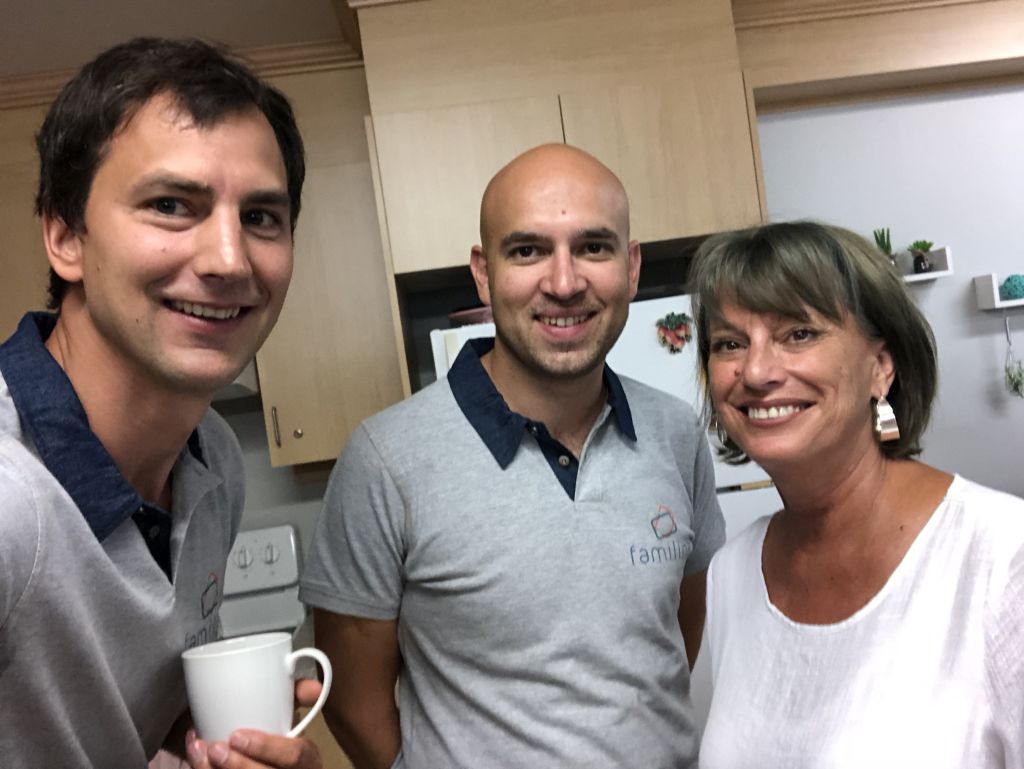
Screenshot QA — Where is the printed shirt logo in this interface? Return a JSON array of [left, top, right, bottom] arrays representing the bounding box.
[[201, 571, 221, 618], [651, 504, 677, 539], [185, 571, 224, 650], [629, 504, 689, 567]]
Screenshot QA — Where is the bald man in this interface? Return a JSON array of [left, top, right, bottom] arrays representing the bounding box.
[[300, 144, 725, 769]]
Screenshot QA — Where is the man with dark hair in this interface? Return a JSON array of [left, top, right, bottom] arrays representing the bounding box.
[[0, 38, 320, 769], [35, 36, 305, 310]]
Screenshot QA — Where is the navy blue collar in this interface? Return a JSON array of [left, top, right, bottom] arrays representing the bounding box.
[[448, 337, 636, 468], [0, 312, 203, 542]]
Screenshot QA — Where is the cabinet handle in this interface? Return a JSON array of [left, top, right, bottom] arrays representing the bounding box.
[[271, 406, 282, 447]]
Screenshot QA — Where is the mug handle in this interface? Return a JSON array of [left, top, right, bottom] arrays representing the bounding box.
[[284, 647, 333, 738]]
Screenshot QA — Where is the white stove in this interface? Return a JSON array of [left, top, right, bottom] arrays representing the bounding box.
[[220, 524, 306, 638]]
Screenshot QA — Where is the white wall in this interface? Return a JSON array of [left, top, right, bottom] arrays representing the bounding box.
[[758, 85, 1024, 497]]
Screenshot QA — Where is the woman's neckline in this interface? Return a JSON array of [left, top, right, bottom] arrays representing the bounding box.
[[756, 474, 962, 631]]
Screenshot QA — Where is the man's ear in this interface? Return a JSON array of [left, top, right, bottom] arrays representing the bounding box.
[[626, 239, 642, 302], [470, 245, 491, 306], [41, 213, 84, 284]]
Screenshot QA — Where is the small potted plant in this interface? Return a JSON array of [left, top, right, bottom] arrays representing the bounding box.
[[873, 228, 897, 268], [908, 239, 935, 274]]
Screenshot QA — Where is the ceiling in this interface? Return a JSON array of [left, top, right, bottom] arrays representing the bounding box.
[[0, 0, 348, 79]]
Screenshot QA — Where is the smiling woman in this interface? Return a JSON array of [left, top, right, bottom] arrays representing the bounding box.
[[688, 221, 1024, 769], [690, 221, 935, 465]]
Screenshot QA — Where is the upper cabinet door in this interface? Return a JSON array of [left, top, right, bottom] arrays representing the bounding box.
[[255, 68, 405, 467], [372, 96, 565, 274], [0, 104, 51, 338], [560, 73, 764, 243], [256, 162, 405, 467]]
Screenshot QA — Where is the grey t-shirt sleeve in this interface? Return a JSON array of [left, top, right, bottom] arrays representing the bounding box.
[[682, 409, 725, 576], [0, 451, 40, 627], [299, 422, 406, 619]]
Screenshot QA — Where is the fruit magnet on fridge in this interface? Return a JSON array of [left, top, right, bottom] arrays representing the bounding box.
[[655, 312, 692, 354]]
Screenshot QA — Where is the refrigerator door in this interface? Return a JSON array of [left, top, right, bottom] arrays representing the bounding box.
[[430, 322, 495, 377], [605, 294, 702, 404], [717, 484, 782, 541]]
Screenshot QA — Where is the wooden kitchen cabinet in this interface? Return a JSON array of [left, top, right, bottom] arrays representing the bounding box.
[[560, 74, 763, 243], [256, 68, 405, 466], [735, 0, 1024, 108], [373, 77, 763, 273], [372, 96, 565, 274], [0, 103, 50, 338], [358, 0, 765, 277]]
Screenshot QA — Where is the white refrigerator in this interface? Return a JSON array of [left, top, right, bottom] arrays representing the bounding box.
[[429, 294, 782, 732]]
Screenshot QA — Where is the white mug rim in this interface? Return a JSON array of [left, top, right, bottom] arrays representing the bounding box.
[[182, 631, 291, 660]]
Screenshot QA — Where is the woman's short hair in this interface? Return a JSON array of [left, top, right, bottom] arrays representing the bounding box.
[[689, 220, 937, 462]]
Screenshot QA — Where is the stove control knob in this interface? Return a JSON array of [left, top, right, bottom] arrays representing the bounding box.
[[234, 547, 253, 569], [263, 543, 280, 565]]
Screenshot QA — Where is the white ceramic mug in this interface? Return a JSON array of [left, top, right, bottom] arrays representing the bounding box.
[[182, 632, 332, 743]]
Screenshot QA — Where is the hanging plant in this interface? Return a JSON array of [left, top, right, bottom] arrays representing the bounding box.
[[1006, 316, 1024, 398], [1007, 355, 1024, 398]]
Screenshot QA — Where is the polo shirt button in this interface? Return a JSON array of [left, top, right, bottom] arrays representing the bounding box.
[[530, 426, 539, 436], [558, 455, 571, 467]]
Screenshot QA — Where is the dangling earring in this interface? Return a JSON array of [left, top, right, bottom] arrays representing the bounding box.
[[711, 414, 729, 446], [874, 396, 900, 443]]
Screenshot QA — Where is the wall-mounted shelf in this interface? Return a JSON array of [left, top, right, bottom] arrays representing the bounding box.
[[902, 246, 953, 283], [974, 273, 1024, 310]]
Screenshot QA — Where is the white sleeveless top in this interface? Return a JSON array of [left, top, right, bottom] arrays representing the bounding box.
[[700, 475, 1024, 769]]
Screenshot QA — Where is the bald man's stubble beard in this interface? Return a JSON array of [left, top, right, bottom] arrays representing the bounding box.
[[492, 316, 627, 383]]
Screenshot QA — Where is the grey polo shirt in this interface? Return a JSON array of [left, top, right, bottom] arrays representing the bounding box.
[[0, 313, 245, 768], [301, 339, 725, 768]]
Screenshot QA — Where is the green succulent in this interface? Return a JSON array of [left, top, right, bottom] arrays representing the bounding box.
[[873, 228, 892, 256], [909, 239, 934, 253]]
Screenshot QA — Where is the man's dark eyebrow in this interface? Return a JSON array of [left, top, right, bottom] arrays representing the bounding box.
[[129, 173, 289, 210], [131, 173, 211, 197], [499, 231, 551, 250], [576, 227, 619, 242], [244, 190, 291, 210], [499, 227, 622, 251]]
